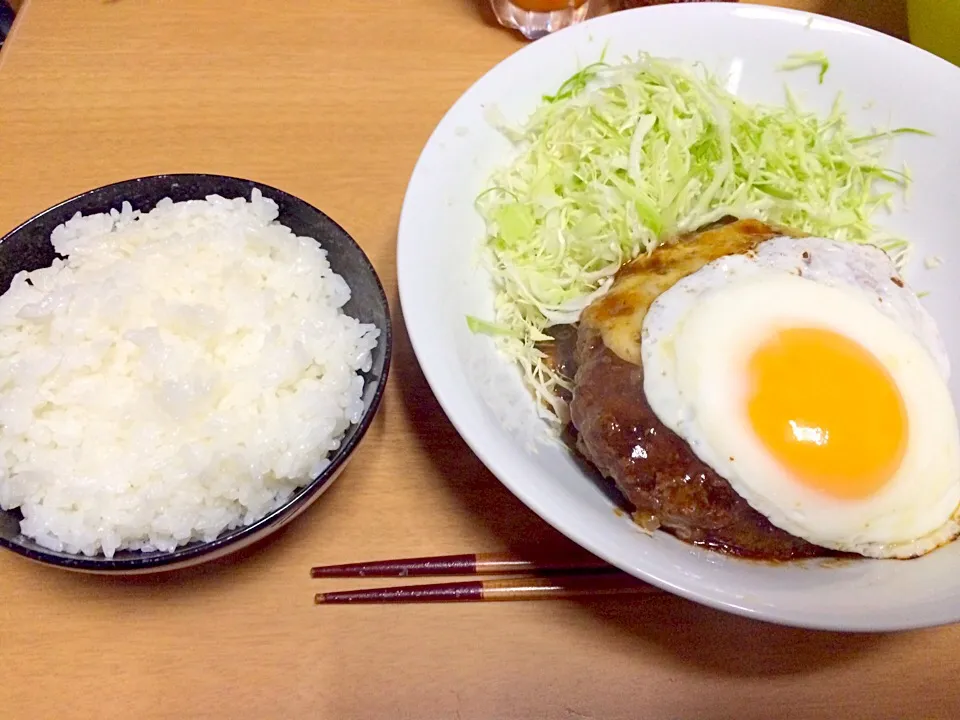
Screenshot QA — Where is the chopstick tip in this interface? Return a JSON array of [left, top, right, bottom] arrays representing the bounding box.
[[313, 593, 327, 605], [310, 564, 369, 578]]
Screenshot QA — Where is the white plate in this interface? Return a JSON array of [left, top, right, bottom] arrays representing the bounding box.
[[397, 3, 960, 631]]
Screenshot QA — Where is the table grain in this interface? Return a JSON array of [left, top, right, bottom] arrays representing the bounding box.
[[1, 1, 955, 719]]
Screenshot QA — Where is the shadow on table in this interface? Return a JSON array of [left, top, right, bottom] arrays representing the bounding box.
[[565, 592, 900, 677], [462, 0, 500, 29], [391, 295, 900, 678]]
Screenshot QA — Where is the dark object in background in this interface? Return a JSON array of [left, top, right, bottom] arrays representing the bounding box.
[[0, 1, 14, 50], [615, 0, 732, 7]]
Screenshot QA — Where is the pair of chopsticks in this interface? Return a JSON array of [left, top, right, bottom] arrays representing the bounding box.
[[311, 552, 658, 604]]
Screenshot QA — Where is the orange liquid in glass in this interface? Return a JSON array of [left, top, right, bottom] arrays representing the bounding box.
[[510, 0, 587, 10]]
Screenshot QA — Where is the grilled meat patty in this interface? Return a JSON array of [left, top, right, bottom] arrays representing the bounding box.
[[568, 219, 832, 559]]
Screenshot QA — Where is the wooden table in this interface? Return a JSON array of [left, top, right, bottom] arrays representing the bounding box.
[[1, 1, 955, 718]]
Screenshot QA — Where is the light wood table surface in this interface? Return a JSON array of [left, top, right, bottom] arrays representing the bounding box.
[[1, 1, 955, 719]]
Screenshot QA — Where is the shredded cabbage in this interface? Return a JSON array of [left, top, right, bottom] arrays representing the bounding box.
[[473, 54, 919, 427], [779, 51, 831, 84]]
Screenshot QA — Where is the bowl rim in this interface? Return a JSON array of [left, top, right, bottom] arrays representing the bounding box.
[[0, 173, 393, 572]]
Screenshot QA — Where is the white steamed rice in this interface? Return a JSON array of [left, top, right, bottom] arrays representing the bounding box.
[[0, 190, 380, 557]]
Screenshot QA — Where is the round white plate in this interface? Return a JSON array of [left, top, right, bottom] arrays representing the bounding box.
[[398, 3, 960, 631]]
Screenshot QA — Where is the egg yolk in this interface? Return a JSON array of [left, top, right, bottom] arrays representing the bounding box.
[[747, 327, 908, 499]]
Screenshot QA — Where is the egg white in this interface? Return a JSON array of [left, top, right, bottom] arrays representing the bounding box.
[[641, 237, 960, 559]]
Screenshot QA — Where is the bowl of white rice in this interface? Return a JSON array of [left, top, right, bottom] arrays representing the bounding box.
[[0, 174, 391, 573]]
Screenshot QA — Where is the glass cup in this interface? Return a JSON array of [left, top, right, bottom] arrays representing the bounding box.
[[489, 0, 591, 40], [907, 0, 960, 66]]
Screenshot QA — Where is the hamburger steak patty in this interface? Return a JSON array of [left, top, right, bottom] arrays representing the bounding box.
[[569, 219, 832, 559]]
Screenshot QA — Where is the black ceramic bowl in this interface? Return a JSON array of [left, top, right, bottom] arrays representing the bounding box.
[[0, 174, 391, 574]]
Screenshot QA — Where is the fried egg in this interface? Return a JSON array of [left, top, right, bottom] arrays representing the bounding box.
[[641, 236, 960, 559]]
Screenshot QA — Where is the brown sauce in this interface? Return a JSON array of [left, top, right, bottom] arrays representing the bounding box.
[[538, 324, 580, 404]]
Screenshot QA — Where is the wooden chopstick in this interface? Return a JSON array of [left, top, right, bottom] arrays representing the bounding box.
[[309, 551, 614, 579], [309, 552, 653, 605], [314, 574, 656, 605]]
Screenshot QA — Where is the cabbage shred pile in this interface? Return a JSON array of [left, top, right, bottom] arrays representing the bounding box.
[[473, 54, 916, 426]]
